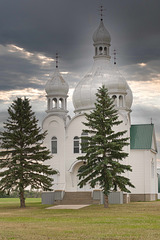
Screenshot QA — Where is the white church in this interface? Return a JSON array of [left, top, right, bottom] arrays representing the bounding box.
[[42, 16, 158, 204]]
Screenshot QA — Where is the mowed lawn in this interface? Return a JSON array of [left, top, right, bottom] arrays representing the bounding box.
[[0, 198, 160, 240]]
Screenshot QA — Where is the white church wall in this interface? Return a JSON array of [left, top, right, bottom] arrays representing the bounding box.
[[150, 150, 158, 196], [42, 115, 66, 191], [130, 149, 157, 196], [65, 114, 87, 191], [113, 111, 131, 180], [129, 150, 146, 194], [65, 111, 132, 192]]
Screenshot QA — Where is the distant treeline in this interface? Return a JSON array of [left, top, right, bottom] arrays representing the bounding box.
[[0, 190, 42, 198]]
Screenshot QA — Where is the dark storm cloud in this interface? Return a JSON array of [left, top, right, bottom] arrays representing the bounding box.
[[0, 1, 160, 140], [132, 104, 160, 125], [0, 0, 159, 93], [109, 1, 160, 65], [0, 0, 90, 62], [1, 1, 160, 95], [0, 53, 49, 91], [0, 0, 159, 69], [122, 60, 160, 82]]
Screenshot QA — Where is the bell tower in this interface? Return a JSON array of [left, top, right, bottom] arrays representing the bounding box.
[[45, 54, 69, 118]]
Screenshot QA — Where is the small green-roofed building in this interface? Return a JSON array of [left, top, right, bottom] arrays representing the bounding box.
[[129, 124, 158, 202], [130, 124, 157, 152]]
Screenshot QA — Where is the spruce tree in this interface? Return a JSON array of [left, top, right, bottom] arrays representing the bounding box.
[[78, 85, 134, 207], [0, 98, 56, 208]]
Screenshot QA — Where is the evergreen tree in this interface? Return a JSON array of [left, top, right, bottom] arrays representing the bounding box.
[[0, 98, 56, 208], [78, 85, 134, 207]]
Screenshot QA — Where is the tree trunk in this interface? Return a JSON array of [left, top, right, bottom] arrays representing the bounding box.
[[104, 194, 109, 208], [19, 190, 25, 208]]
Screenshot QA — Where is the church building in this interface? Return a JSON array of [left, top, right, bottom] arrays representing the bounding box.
[[42, 16, 158, 204]]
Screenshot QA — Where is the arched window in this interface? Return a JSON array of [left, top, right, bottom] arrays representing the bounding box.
[[73, 136, 79, 153], [53, 98, 57, 108], [119, 95, 123, 107], [59, 98, 63, 109], [104, 47, 107, 55], [112, 95, 117, 106], [81, 131, 88, 153], [99, 46, 103, 55], [51, 136, 57, 154]]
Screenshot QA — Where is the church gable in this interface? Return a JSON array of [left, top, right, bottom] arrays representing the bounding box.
[[130, 124, 157, 152]]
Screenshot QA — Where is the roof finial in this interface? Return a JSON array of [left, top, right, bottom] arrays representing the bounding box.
[[114, 49, 117, 65], [56, 52, 59, 68], [151, 118, 153, 124], [99, 5, 105, 21]]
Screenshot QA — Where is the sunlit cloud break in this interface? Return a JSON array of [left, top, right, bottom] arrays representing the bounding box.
[[128, 79, 160, 108], [61, 72, 70, 75], [0, 88, 45, 104], [6, 44, 54, 66], [138, 63, 147, 67]]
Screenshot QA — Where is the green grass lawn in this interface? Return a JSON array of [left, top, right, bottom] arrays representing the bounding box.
[[0, 198, 160, 240]]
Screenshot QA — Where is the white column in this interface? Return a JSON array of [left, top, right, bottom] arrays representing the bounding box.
[[50, 98, 53, 109], [65, 98, 67, 110], [117, 95, 119, 107], [47, 98, 50, 110], [57, 98, 59, 108]]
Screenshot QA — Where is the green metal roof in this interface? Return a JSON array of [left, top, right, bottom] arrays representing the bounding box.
[[130, 124, 154, 149]]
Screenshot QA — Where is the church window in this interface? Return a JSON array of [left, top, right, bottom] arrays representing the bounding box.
[[119, 95, 123, 107], [104, 47, 107, 55], [99, 46, 103, 55], [112, 95, 117, 106], [59, 98, 63, 109], [51, 136, 57, 154], [81, 131, 88, 153], [53, 98, 57, 108], [73, 136, 79, 153]]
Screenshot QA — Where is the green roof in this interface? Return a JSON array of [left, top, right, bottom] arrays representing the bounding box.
[[130, 124, 154, 149]]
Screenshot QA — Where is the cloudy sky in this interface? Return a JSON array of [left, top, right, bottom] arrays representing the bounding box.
[[0, 0, 160, 158]]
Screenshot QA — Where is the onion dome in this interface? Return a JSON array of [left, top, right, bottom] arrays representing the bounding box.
[[93, 20, 111, 44], [45, 68, 69, 96], [73, 18, 132, 113], [72, 60, 133, 113], [45, 67, 69, 116]]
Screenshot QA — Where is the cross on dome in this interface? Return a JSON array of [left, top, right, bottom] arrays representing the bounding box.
[[45, 53, 69, 100], [114, 49, 117, 65], [92, 10, 111, 59], [99, 5, 106, 21], [56, 52, 59, 68]]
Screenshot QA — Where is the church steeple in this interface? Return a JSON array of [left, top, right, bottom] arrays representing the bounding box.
[[45, 56, 69, 118], [92, 16, 111, 60], [73, 14, 133, 116]]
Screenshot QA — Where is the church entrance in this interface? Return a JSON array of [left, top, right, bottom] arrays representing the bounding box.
[[73, 161, 92, 192]]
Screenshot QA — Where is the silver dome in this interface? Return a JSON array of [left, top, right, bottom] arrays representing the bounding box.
[[73, 58, 133, 112], [92, 20, 111, 44], [45, 68, 69, 96]]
